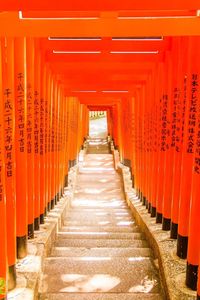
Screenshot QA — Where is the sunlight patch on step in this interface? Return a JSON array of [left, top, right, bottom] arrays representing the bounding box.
[[98, 179, 109, 183], [60, 274, 121, 292], [8, 288, 34, 300], [82, 167, 114, 171], [117, 221, 134, 226], [59, 232, 109, 235], [128, 257, 148, 262], [98, 221, 110, 225], [8, 275, 33, 299], [72, 257, 112, 261], [128, 276, 158, 293], [16, 255, 41, 272]]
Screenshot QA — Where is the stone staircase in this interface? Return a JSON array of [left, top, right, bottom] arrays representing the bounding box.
[[39, 139, 165, 300]]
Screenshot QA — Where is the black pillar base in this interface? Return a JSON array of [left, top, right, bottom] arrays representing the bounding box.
[[64, 174, 68, 187], [148, 202, 151, 213], [34, 217, 40, 231], [51, 198, 55, 210], [170, 222, 178, 239], [162, 217, 171, 231], [8, 264, 16, 290], [145, 198, 149, 209], [47, 202, 51, 212], [151, 206, 156, 218], [156, 212, 163, 223], [69, 160, 73, 169], [40, 213, 45, 224], [177, 234, 188, 259], [197, 294, 200, 300], [54, 194, 57, 205], [139, 191, 142, 200], [132, 175, 135, 188], [57, 192, 60, 203], [186, 262, 198, 290], [123, 158, 131, 167], [28, 223, 34, 239], [60, 188, 63, 198], [44, 207, 47, 217], [17, 235, 27, 259], [142, 196, 146, 206]]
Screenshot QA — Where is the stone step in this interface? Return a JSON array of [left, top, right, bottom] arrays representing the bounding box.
[[40, 293, 163, 300], [73, 195, 125, 201], [50, 247, 152, 258], [70, 203, 128, 209], [64, 215, 132, 223], [55, 238, 149, 248], [40, 257, 160, 294], [67, 208, 131, 213], [66, 210, 131, 216], [57, 232, 144, 240], [74, 190, 124, 196], [61, 225, 136, 233], [63, 219, 135, 227]]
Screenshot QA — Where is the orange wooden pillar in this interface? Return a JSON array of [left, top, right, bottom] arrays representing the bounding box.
[[64, 96, 70, 186], [161, 50, 174, 231], [185, 37, 200, 291], [59, 86, 64, 197], [170, 37, 186, 239], [68, 97, 74, 168], [107, 109, 112, 139], [40, 59, 47, 223], [177, 37, 195, 259], [55, 82, 60, 203], [2, 38, 17, 290], [131, 96, 138, 191], [58, 84, 63, 199], [34, 40, 41, 230], [149, 66, 159, 217], [48, 74, 54, 209], [62, 95, 68, 189], [155, 62, 165, 223], [134, 90, 141, 197], [121, 98, 133, 174], [26, 37, 35, 238], [140, 85, 147, 206], [51, 79, 57, 203], [144, 77, 153, 211], [44, 68, 49, 211], [0, 38, 8, 300], [45, 68, 51, 211], [14, 37, 28, 263]]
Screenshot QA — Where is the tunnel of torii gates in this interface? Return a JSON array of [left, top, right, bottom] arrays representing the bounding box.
[[2, 0, 200, 299]]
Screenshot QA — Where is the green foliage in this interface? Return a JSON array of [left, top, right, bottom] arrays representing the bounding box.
[[0, 278, 6, 295]]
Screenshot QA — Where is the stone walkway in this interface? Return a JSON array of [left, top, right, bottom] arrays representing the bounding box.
[[39, 139, 165, 299]]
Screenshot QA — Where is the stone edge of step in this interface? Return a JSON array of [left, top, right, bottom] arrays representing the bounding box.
[[39, 292, 163, 300], [50, 246, 153, 257]]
